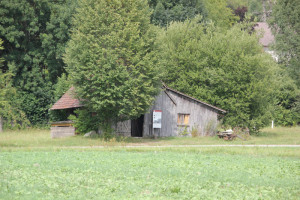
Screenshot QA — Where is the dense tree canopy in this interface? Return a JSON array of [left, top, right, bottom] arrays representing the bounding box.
[[148, 0, 207, 27], [0, 39, 29, 129], [0, 0, 297, 130], [269, 0, 300, 125], [269, 0, 300, 87], [65, 0, 161, 129], [204, 0, 238, 28], [0, 0, 76, 124], [157, 18, 281, 132]]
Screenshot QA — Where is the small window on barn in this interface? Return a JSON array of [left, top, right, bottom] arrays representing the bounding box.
[[177, 114, 190, 126]]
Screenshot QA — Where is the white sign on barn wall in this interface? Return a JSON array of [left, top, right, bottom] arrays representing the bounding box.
[[153, 110, 162, 129]]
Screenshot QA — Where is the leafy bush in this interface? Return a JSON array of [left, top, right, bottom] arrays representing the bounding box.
[[157, 18, 281, 133], [68, 109, 100, 134]]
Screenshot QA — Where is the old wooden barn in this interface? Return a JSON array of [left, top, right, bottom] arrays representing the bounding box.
[[50, 85, 226, 138]]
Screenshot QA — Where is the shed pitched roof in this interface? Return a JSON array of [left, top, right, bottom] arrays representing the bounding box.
[[50, 87, 83, 110], [162, 84, 226, 113], [50, 85, 226, 113], [255, 22, 275, 47]]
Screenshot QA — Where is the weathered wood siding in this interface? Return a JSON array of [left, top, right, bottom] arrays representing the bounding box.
[[115, 89, 220, 137], [142, 89, 219, 137], [51, 126, 75, 138], [168, 90, 218, 136], [143, 91, 177, 137]]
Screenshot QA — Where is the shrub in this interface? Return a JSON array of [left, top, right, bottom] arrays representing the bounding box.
[[68, 109, 100, 134]]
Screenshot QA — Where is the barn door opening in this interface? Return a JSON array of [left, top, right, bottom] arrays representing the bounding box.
[[131, 115, 144, 137]]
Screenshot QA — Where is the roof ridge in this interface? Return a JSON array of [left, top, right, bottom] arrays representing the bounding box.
[[162, 83, 226, 113]]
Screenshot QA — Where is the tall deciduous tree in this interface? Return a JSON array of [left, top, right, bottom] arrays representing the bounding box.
[[64, 0, 161, 130], [0, 39, 29, 131], [269, 0, 300, 86], [204, 0, 238, 28], [157, 18, 281, 132], [0, 0, 76, 124], [269, 0, 300, 125]]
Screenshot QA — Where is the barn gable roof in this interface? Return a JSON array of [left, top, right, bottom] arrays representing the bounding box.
[[50, 87, 83, 110], [162, 84, 226, 113], [50, 85, 226, 113]]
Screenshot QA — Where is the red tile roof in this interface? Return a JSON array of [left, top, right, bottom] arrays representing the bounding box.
[[255, 22, 275, 47], [50, 87, 83, 110]]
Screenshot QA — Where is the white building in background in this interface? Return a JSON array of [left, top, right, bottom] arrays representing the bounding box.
[[255, 22, 278, 61]]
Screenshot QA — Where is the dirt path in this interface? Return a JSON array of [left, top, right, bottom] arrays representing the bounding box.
[[38, 144, 300, 149]]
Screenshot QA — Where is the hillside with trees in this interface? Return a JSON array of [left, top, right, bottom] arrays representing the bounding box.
[[0, 0, 299, 133]]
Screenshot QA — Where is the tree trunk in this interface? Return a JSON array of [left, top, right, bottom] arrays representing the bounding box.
[[0, 116, 3, 133]]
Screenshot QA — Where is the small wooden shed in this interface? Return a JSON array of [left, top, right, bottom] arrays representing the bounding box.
[[50, 85, 226, 138], [50, 87, 83, 138]]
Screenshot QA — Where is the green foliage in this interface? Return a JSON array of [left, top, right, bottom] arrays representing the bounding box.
[[272, 68, 300, 126], [68, 109, 100, 134], [178, 126, 189, 136], [0, 40, 29, 129], [204, 0, 238, 28], [53, 73, 71, 101], [0, 72, 30, 129], [49, 109, 70, 122], [227, 0, 263, 20], [269, 0, 300, 86], [269, 0, 300, 125], [65, 0, 161, 129], [157, 18, 280, 133], [0, 0, 76, 125], [0, 39, 3, 67], [149, 0, 208, 27]]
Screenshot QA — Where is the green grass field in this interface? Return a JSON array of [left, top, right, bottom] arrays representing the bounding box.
[[0, 127, 299, 199], [0, 149, 299, 199], [0, 127, 299, 148]]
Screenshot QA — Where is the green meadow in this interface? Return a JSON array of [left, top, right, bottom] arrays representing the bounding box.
[[0, 127, 299, 148], [0, 127, 299, 199], [0, 149, 299, 200]]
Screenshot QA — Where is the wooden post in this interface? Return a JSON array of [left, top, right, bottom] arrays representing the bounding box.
[[0, 116, 3, 133]]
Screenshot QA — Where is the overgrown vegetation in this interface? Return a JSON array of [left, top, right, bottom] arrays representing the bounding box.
[[157, 18, 282, 133], [0, 0, 299, 132], [0, 39, 29, 130], [64, 0, 161, 133], [269, 0, 300, 125]]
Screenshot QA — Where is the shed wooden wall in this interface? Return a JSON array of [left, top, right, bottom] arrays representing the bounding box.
[[143, 89, 219, 137], [51, 126, 75, 138], [143, 91, 176, 137], [168, 90, 218, 136], [114, 89, 220, 137]]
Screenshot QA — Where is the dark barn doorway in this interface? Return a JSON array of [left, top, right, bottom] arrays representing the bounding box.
[[131, 115, 144, 137]]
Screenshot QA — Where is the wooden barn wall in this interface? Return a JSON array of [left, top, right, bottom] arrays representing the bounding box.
[[114, 89, 219, 137], [168, 90, 218, 136], [143, 91, 177, 137]]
